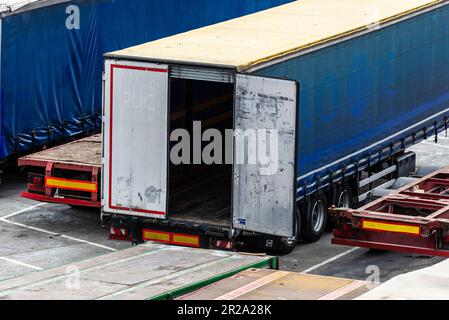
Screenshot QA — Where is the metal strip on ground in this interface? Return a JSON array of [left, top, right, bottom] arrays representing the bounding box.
[[214, 271, 289, 300]]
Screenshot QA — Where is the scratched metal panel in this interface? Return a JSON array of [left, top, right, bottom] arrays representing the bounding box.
[[103, 59, 169, 218], [233, 74, 297, 237]]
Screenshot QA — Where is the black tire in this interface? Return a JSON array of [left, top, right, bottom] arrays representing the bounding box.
[[327, 185, 354, 231], [300, 194, 328, 243], [101, 212, 112, 228], [279, 205, 301, 254]]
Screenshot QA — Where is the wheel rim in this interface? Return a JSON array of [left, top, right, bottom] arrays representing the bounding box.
[[338, 190, 351, 208], [311, 200, 325, 233]]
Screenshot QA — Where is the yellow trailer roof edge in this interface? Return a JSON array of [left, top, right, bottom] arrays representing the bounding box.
[[103, 53, 237, 71], [240, 0, 445, 72], [108, 0, 446, 72]]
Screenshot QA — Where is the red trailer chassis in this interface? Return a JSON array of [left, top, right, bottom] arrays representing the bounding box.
[[18, 135, 102, 208], [330, 166, 449, 257]]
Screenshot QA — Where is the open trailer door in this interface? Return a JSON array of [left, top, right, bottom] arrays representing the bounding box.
[[103, 60, 169, 219], [233, 74, 298, 238]]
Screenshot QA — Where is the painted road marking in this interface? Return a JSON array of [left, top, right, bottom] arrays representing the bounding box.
[[1, 203, 47, 220], [0, 219, 59, 236], [0, 249, 170, 298], [422, 141, 449, 150], [0, 219, 117, 252], [0, 257, 43, 271], [301, 247, 359, 274], [1, 203, 117, 252], [60, 234, 117, 252]]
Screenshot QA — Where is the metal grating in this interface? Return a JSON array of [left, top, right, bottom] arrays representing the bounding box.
[[170, 65, 234, 83]]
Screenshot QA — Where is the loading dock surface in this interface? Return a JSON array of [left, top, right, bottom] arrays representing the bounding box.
[[178, 269, 372, 300], [0, 243, 276, 300]]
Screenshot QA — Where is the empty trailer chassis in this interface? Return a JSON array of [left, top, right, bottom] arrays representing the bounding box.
[[18, 135, 101, 208], [330, 166, 449, 257]]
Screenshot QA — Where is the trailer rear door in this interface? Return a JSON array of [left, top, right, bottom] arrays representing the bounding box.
[[233, 74, 298, 238], [104, 60, 169, 218]]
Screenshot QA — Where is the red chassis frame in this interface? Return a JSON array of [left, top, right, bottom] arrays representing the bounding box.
[[330, 166, 449, 257], [19, 156, 101, 208]]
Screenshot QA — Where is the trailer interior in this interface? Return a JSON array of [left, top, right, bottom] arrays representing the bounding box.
[[167, 78, 234, 229]]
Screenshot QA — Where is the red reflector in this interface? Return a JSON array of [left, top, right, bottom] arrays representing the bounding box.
[[215, 240, 233, 250], [109, 227, 132, 241], [33, 177, 43, 185]]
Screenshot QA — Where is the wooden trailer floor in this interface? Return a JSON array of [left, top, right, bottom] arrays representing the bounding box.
[[178, 268, 374, 300], [169, 167, 232, 227], [19, 134, 102, 167], [0, 243, 276, 300]]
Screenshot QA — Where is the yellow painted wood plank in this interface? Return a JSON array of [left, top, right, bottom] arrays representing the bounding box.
[[109, 0, 442, 71]]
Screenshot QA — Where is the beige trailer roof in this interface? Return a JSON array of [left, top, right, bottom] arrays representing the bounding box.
[[108, 0, 442, 72]]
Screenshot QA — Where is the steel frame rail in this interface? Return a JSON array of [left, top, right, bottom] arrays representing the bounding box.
[[330, 166, 449, 257]]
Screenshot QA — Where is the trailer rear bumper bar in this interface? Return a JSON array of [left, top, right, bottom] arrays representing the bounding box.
[[18, 164, 101, 208], [330, 166, 449, 257], [20, 191, 101, 208]]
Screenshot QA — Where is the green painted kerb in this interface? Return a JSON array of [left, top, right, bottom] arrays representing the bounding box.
[[149, 255, 279, 300]]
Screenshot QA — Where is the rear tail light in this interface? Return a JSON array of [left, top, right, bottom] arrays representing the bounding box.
[[110, 227, 132, 241]]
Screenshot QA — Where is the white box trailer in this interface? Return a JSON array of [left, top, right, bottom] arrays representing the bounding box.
[[102, 60, 299, 252]]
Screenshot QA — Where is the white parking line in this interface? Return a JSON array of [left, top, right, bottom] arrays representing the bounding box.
[[0, 205, 118, 253], [0, 218, 58, 235], [422, 141, 449, 149], [0, 218, 117, 252], [301, 247, 359, 274], [1, 203, 47, 220], [61, 235, 118, 252], [0, 257, 43, 271]]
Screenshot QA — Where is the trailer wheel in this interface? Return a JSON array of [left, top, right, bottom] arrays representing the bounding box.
[[279, 206, 301, 254], [301, 195, 327, 243], [337, 187, 353, 208], [327, 186, 354, 230], [101, 212, 112, 228]]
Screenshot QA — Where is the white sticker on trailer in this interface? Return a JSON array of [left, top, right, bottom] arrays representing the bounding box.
[[104, 60, 169, 218]]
